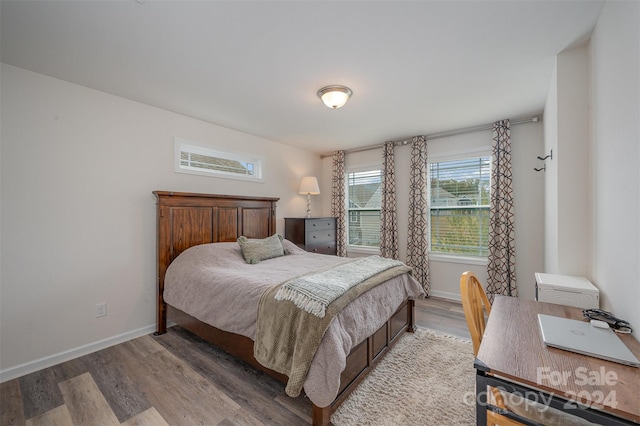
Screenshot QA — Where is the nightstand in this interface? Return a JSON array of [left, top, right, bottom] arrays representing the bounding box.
[[284, 217, 337, 255]]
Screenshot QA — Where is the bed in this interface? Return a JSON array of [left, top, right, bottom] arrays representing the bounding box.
[[153, 191, 424, 425]]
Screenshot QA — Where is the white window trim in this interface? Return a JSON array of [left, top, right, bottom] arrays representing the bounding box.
[[174, 137, 265, 183], [429, 252, 489, 266], [427, 147, 492, 259]]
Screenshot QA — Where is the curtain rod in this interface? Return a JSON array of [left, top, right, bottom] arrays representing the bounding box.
[[319, 115, 540, 159]]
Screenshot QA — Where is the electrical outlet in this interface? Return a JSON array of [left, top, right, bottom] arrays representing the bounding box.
[[96, 303, 107, 318]]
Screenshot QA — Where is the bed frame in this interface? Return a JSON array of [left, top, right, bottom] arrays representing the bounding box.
[[153, 191, 416, 425]]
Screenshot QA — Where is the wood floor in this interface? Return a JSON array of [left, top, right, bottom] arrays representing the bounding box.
[[415, 296, 470, 340], [0, 297, 469, 426]]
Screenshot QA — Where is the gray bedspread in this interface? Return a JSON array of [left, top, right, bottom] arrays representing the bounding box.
[[163, 240, 425, 407]]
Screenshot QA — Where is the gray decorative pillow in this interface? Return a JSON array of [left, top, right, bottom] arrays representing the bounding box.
[[237, 234, 285, 264]]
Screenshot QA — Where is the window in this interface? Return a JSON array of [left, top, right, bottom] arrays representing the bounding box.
[[175, 138, 264, 182], [347, 169, 382, 248], [429, 156, 491, 257]]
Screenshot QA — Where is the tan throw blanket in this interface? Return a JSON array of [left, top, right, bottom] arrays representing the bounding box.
[[254, 258, 412, 398], [275, 256, 406, 318]]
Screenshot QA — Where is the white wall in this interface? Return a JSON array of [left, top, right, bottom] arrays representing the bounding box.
[[511, 122, 546, 301], [321, 120, 544, 301], [543, 45, 591, 276], [543, 63, 559, 272], [589, 1, 640, 338], [0, 64, 322, 379]]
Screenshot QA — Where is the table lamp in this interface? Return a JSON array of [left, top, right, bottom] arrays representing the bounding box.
[[299, 176, 320, 218]]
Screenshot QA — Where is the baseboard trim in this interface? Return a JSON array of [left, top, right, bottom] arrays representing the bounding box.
[[429, 290, 462, 302], [0, 324, 156, 383]]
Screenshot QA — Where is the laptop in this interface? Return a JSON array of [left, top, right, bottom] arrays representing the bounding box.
[[538, 314, 640, 367]]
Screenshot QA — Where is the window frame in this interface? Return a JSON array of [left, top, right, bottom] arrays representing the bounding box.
[[427, 148, 492, 260], [174, 137, 265, 183], [345, 165, 383, 252]]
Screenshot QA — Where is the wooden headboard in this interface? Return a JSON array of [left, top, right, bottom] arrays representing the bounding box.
[[153, 191, 279, 333]]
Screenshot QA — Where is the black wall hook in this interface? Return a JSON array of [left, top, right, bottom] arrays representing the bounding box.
[[534, 164, 546, 172], [537, 149, 553, 161]]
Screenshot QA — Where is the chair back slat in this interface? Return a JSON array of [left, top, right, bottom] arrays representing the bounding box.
[[460, 271, 492, 356]]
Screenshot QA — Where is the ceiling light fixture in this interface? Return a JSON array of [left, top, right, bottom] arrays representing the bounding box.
[[317, 85, 353, 109]]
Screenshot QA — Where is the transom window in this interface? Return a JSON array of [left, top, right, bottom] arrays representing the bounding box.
[[428, 156, 491, 257], [175, 138, 264, 182]]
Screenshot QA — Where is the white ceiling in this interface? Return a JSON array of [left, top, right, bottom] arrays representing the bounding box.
[[1, 0, 604, 154]]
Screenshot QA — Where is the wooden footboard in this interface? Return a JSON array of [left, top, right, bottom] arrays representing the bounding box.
[[313, 298, 416, 425], [167, 298, 416, 426]]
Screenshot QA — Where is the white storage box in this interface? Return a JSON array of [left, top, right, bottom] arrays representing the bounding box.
[[535, 273, 599, 309]]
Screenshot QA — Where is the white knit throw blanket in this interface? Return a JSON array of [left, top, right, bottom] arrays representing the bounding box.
[[274, 255, 405, 318]]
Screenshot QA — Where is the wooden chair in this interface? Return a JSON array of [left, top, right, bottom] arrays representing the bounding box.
[[460, 271, 522, 426], [460, 271, 493, 355]]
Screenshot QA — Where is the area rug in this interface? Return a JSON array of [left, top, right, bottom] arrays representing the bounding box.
[[331, 328, 476, 425]]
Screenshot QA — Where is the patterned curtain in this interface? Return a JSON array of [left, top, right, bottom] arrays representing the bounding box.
[[406, 136, 430, 294], [486, 120, 517, 301], [331, 150, 347, 257], [380, 141, 399, 259]]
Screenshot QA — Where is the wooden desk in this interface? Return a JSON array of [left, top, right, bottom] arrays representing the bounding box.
[[475, 296, 640, 425]]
